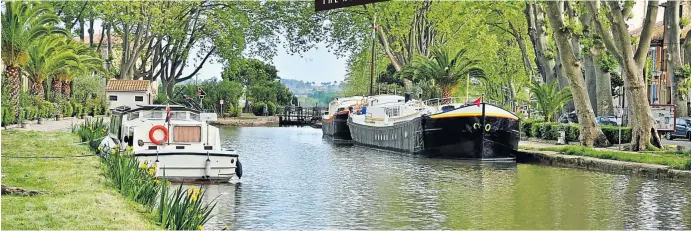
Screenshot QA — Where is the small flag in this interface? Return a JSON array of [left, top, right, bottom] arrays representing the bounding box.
[[165, 105, 171, 124], [472, 97, 482, 107]]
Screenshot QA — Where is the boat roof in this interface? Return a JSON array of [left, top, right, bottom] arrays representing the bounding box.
[[112, 104, 200, 115]]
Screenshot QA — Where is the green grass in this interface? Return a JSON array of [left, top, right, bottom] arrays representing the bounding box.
[[533, 145, 691, 170], [1, 130, 159, 230]]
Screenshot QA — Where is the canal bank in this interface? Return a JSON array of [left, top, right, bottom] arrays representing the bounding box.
[[209, 115, 279, 127], [1, 130, 158, 230], [517, 150, 691, 182]]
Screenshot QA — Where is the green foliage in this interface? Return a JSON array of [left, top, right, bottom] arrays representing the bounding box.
[[523, 121, 632, 144], [39, 101, 55, 118], [2, 2, 63, 67], [98, 133, 218, 229], [72, 117, 108, 150], [223, 58, 279, 86], [400, 47, 483, 98], [681, 17, 690, 28], [100, 147, 161, 208], [266, 101, 276, 116], [226, 103, 235, 115], [597, 52, 618, 73], [72, 75, 106, 103], [252, 102, 266, 116], [156, 183, 216, 230], [531, 81, 572, 122], [174, 79, 244, 113], [2, 107, 16, 126]]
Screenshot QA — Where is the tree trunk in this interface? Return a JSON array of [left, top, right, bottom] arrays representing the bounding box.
[[592, 48, 615, 116], [666, 1, 686, 116], [79, 18, 85, 42], [546, 1, 609, 147], [525, 3, 557, 83], [62, 80, 71, 99], [684, 30, 691, 65], [107, 22, 112, 72], [52, 79, 63, 99], [584, 53, 598, 114], [441, 87, 452, 104], [6, 65, 20, 123], [88, 18, 95, 47], [554, 45, 575, 113], [30, 81, 45, 99]]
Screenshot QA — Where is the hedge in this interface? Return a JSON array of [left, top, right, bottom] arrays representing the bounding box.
[[522, 121, 632, 144]]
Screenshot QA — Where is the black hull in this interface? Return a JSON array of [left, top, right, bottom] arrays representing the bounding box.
[[421, 115, 519, 159], [322, 113, 352, 141], [348, 106, 520, 160]]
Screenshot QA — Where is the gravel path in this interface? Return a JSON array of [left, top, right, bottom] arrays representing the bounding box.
[[4, 116, 110, 133]]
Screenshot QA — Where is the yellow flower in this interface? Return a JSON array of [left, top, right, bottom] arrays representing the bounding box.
[[224, 225, 230, 230], [148, 168, 155, 176], [152, 163, 157, 169], [98, 146, 102, 151], [126, 146, 133, 152], [154, 179, 161, 185], [140, 162, 148, 169], [191, 194, 198, 201], [198, 225, 204, 230]]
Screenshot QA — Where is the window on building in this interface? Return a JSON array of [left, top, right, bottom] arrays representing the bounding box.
[[109, 95, 118, 101], [135, 96, 144, 102]]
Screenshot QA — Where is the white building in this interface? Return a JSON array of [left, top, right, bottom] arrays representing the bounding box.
[[105, 80, 153, 110]]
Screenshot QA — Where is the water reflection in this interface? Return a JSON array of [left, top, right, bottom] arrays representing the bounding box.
[[198, 127, 691, 229]]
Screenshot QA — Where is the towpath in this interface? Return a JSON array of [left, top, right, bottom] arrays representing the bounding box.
[[3, 116, 110, 133]]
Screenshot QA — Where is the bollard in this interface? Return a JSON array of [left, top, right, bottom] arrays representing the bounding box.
[[557, 131, 566, 145]]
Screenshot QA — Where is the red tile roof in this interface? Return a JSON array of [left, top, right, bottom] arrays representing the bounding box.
[[105, 80, 150, 92]]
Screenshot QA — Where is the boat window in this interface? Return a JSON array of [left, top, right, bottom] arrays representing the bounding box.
[[110, 115, 122, 138], [173, 126, 201, 142], [171, 111, 187, 120], [142, 111, 163, 119], [385, 107, 400, 117], [127, 112, 139, 120], [190, 113, 200, 121]]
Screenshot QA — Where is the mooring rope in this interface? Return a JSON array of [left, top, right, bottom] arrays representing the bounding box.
[[1, 154, 94, 159], [72, 136, 108, 144]]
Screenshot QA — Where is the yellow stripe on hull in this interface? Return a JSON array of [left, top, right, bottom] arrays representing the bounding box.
[[430, 112, 518, 120]]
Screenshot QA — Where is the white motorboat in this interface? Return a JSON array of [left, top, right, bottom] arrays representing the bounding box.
[[100, 105, 242, 182]]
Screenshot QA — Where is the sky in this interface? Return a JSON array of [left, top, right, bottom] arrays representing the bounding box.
[[192, 41, 348, 83]]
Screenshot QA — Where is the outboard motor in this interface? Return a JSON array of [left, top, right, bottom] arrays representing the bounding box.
[[404, 93, 411, 102]]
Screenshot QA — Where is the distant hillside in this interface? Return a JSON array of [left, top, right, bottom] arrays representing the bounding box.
[[280, 79, 344, 96]]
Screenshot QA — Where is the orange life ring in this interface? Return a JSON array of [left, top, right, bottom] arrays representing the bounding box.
[[149, 125, 168, 145]]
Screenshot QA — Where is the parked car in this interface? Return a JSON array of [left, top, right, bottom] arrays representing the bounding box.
[[558, 111, 578, 124], [665, 117, 691, 140], [596, 116, 618, 126]]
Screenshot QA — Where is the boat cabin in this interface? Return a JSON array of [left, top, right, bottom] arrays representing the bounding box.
[[109, 105, 220, 152]]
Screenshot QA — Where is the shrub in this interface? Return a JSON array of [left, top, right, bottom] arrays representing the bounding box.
[[39, 101, 55, 118], [2, 107, 15, 126], [226, 103, 235, 115], [252, 102, 266, 116], [521, 119, 539, 137], [18, 108, 26, 122], [62, 103, 74, 118], [73, 103, 83, 117], [266, 101, 276, 116], [73, 117, 109, 150], [525, 122, 632, 145]]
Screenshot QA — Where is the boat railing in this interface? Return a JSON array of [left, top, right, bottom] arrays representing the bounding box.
[[424, 96, 498, 107]]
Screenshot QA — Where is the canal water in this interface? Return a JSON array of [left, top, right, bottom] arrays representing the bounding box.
[[201, 126, 691, 229]]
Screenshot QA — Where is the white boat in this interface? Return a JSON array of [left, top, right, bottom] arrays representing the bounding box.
[[347, 94, 520, 159], [321, 96, 366, 141], [100, 105, 242, 182]]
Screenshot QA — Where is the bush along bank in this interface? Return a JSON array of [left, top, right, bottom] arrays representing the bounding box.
[[532, 145, 691, 171], [74, 119, 218, 230], [99, 145, 217, 230], [521, 120, 632, 144]]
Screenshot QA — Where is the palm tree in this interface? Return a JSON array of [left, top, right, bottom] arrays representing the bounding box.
[[531, 81, 572, 122], [401, 47, 483, 102], [24, 35, 79, 98], [59, 39, 104, 99], [2, 2, 62, 118]]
